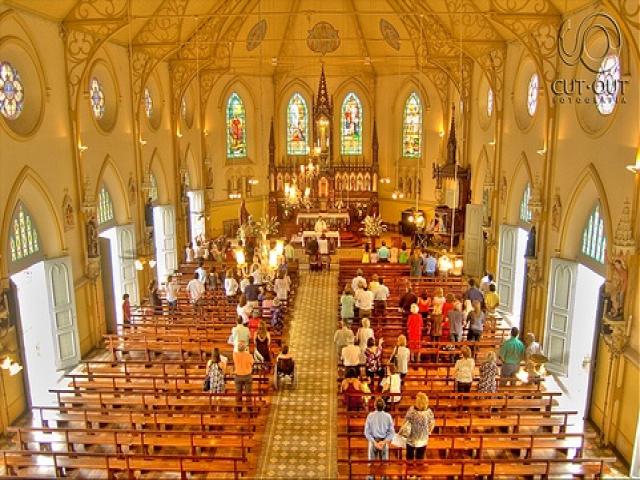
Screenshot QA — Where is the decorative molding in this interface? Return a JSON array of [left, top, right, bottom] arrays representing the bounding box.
[[246, 19, 267, 51], [306, 22, 340, 55], [380, 19, 400, 51]]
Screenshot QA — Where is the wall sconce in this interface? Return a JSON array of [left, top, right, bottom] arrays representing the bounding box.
[[203, 129, 209, 137], [379, 177, 391, 184], [626, 155, 640, 174], [176, 130, 183, 138], [536, 147, 547, 156], [139, 137, 147, 146], [78, 142, 88, 153], [248, 178, 259, 185], [1, 356, 23, 376], [228, 192, 241, 200], [488, 139, 496, 146], [439, 130, 445, 138]]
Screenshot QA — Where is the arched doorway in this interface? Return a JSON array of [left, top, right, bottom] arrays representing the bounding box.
[[3, 180, 80, 407]]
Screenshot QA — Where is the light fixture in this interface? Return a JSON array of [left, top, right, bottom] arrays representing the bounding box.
[[149, 260, 157, 269], [203, 129, 209, 136], [537, 147, 547, 156], [0, 356, 22, 376], [1, 357, 11, 370], [438, 254, 453, 275], [488, 139, 496, 146], [248, 178, 259, 185], [78, 142, 88, 153], [439, 130, 445, 138], [626, 155, 640, 174], [452, 257, 464, 276], [139, 137, 147, 146], [176, 130, 183, 138], [379, 177, 391, 184], [134, 260, 144, 271], [228, 192, 241, 199]]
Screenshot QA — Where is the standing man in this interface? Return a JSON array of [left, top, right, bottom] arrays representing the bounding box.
[[364, 398, 395, 476], [244, 276, 260, 308], [187, 272, 205, 316], [233, 342, 254, 408], [463, 279, 484, 306], [499, 327, 525, 385], [423, 252, 437, 276], [373, 278, 389, 317], [334, 321, 355, 361], [377, 241, 390, 263], [164, 275, 180, 316]]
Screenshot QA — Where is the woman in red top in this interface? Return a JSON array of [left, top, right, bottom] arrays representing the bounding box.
[[417, 290, 432, 337], [248, 309, 261, 340], [441, 293, 455, 325], [406, 303, 423, 363]]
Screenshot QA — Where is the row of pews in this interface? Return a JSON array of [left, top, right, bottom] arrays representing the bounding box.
[[0, 260, 296, 479], [336, 260, 615, 478]]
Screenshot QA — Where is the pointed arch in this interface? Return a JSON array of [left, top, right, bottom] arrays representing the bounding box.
[[182, 144, 201, 189], [1, 167, 65, 276], [148, 148, 169, 204], [472, 146, 491, 204], [226, 91, 247, 158], [505, 152, 534, 225], [95, 155, 130, 224], [340, 92, 363, 155], [286, 92, 309, 155], [402, 92, 423, 158], [557, 164, 613, 261]]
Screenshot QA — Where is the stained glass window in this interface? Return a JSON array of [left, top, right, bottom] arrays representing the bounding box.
[[226, 92, 247, 158], [596, 54, 620, 115], [581, 203, 607, 264], [341, 92, 363, 155], [9, 203, 40, 263], [287, 93, 308, 155], [144, 88, 153, 118], [89, 78, 105, 119], [519, 183, 532, 223], [97, 186, 114, 225], [527, 73, 539, 116], [148, 174, 158, 202], [0, 61, 24, 120], [487, 88, 494, 117], [402, 92, 422, 158]]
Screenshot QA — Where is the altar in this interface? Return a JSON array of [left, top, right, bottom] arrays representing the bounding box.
[[299, 230, 341, 247], [296, 212, 350, 226]]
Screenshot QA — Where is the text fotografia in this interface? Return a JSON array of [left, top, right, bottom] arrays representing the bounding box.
[[551, 78, 629, 105]]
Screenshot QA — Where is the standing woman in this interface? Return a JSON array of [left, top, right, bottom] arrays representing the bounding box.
[[148, 279, 162, 314], [406, 304, 423, 363], [356, 317, 374, 353], [403, 392, 435, 462], [185, 242, 195, 263], [254, 320, 272, 369], [478, 350, 498, 393], [417, 290, 431, 336], [454, 346, 475, 392], [207, 348, 227, 394], [224, 269, 239, 300], [274, 271, 289, 301], [430, 287, 446, 343], [340, 286, 356, 326], [390, 335, 410, 380], [466, 300, 485, 343]]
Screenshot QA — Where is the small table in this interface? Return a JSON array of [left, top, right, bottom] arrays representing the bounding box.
[[300, 230, 341, 248]]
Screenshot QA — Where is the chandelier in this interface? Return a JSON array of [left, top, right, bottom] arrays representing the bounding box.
[[283, 182, 311, 209]]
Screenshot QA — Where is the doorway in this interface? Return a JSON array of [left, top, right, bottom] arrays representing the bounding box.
[[187, 190, 205, 244], [545, 258, 603, 416], [497, 224, 528, 328], [10, 258, 81, 406], [99, 237, 116, 334], [153, 205, 178, 284]]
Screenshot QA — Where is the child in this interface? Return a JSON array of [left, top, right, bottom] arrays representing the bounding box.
[[381, 364, 402, 406]]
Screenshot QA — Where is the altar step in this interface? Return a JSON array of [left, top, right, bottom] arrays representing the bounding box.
[[339, 231, 363, 248]]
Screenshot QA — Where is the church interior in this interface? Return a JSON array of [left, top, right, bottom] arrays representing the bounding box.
[[0, 0, 639, 477]]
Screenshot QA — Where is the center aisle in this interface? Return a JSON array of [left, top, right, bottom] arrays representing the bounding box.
[[256, 270, 338, 478]]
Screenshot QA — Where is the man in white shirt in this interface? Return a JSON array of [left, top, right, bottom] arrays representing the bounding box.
[[355, 284, 374, 317], [480, 273, 495, 293], [195, 260, 208, 284], [341, 339, 362, 367], [373, 278, 390, 316], [187, 272, 205, 305], [165, 275, 180, 315], [284, 240, 296, 261], [351, 269, 366, 292]]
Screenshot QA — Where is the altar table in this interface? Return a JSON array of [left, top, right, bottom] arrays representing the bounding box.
[[296, 212, 350, 225], [300, 230, 341, 247]]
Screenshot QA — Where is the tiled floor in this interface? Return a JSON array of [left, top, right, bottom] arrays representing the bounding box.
[[256, 269, 338, 478]]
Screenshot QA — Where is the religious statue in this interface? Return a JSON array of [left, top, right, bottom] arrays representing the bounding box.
[[239, 199, 249, 226], [605, 253, 628, 320], [335, 175, 342, 191], [525, 226, 537, 258], [144, 197, 154, 228], [206, 167, 214, 187], [128, 174, 137, 205], [86, 217, 99, 258], [552, 191, 562, 232], [314, 215, 328, 234], [62, 194, 75, 231], [500, 174, 507, 204]]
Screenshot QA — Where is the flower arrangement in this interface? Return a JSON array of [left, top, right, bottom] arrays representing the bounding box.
[[256, 215, 280, 239], [360, 215, 387, 238]]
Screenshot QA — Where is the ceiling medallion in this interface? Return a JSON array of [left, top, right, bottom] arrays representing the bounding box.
[[307, 22, 340, 55], [246, 20, 267, 51], [380, 19, 400, 51]]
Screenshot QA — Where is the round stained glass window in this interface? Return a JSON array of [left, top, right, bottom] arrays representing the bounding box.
[[487, 88, 494, 117], [0, 61, 25, 120], [527, 73, 539, 116], [89, 77, 105, 119], [144, 87, 153, 118], [595, 54, 620, 116]]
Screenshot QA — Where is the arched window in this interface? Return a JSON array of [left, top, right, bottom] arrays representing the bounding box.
[[287, 93, 308, 155], [226, 92, 247, 158], [519, 183, 532, 223], [581, 203, 607, 264], [341, 92, 363, 155], [527, 73, 539, 117], [9, 203, 40, 264], [148, 174, 158, 202], [595, 54, 620, 116], [0, 61, 25, 120], [97, 186, 114, 226], [143, 88, 153, 118], [89, 77, 105, 119], [402, 92, 422, 158]]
